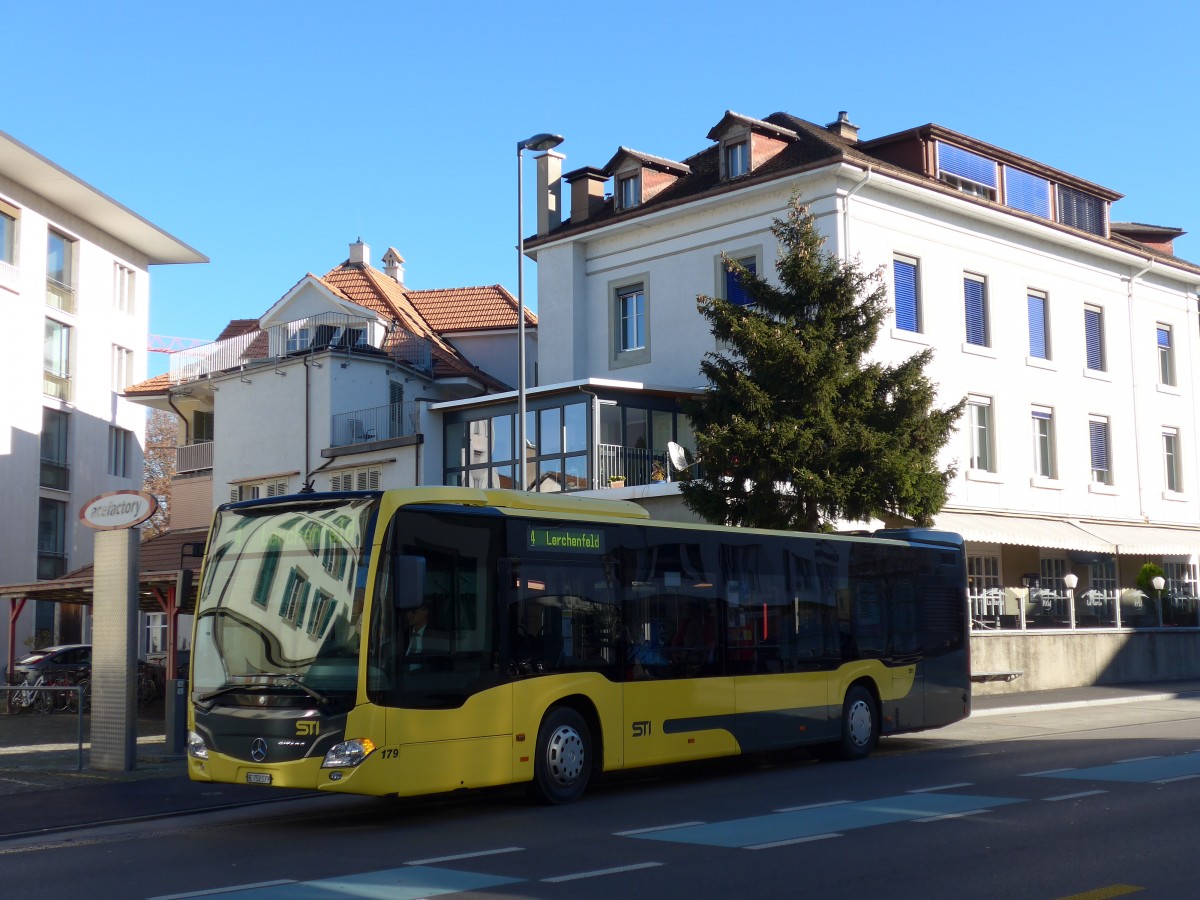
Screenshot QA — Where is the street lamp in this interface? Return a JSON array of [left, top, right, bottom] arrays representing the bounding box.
[[1153, 574, 1166, 627], [1063, 572, 1078, 629], [516, 132, 564, 490]]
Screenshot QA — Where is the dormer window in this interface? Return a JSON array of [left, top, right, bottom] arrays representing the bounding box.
[[936, 143, 997, 201], [618, 172, 641, 210], [725, 140, 749, 178]]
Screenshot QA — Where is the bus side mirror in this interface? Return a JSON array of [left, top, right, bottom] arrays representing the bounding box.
[[392, 555, 426, 609]]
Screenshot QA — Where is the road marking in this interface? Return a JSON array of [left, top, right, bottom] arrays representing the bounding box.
[[907, 783, 973, 793], [1036, 752, 1200, 784], [1022, 768, 1076, 777], [625, 794, 1022, 848], [774, 800, 853, 813], [174, 866, 524, 898], [542, 862, 662, 882], [1115, 756, 1161, 763], [1043, 790, 1108, 802], [615, 821, 705, 835], [405, 847, 523, 865], [913, 809, 992, 822], [1151, 773, 1200, 784], [148, 882, 295, 900], [746, 833, 842, 850], [1055, 884, 1144, 899]]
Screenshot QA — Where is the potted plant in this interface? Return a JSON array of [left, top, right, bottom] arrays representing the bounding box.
[[650, 461, 666, 482], [608, 474, 626, 489]]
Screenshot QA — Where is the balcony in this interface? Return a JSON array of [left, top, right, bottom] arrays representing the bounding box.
[[46, 278, 76, 314], [176, 440, 214, 474], [170, 331, 260, 384], [39, 457, 70, 491], [0, 259, 16, 290], [330, 401, 419, 448], [596, 444, 672, 487]]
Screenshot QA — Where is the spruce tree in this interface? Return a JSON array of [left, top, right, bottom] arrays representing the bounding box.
[[679, 196, 964, 531]]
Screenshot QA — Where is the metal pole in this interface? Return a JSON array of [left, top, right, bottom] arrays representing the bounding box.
[[516, 145, 527, 490]]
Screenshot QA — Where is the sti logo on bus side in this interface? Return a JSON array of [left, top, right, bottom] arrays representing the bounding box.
[[297, 721, 319, 736], [632, 721, 652, 738]]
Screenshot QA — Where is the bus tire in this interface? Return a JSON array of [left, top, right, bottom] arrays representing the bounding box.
[[529, 707, 592, 805], [836, 685, 878, 761]]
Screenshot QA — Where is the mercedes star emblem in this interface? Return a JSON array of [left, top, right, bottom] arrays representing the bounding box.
[[250, 738, 268, 762]]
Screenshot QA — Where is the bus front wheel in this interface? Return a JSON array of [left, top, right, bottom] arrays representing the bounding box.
[[530, 707, 592, 804], [836, 685, 878, 761]]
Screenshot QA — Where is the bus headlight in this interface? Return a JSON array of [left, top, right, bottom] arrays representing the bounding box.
[[322, 738, 376, 768], [187, 730, 209, 760]]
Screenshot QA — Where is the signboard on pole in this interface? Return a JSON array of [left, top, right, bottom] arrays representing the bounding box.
[[79, 490, 158, 531]]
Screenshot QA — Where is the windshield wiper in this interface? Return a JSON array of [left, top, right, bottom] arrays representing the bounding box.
[[196, 674, 331, 706]]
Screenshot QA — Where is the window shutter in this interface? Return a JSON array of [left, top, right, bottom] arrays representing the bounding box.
[[367, 467, 381, 490], [1057, 186, 1105, 236], [1089, 420, 1110, 471], [1158, 327, 1171, 349], [893, 259, 918, 331], [230, 488, 240, 503], [1027, 294, 1048, 358], [1084, 308, 1104, 370], [964, 278, 987, 346], [938, 144, 997, 188], [1005, 167, 1051, 218], [725, 258, 756, 307]]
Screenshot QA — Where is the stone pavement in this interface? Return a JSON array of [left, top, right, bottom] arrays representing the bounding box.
[[2, 679, 1200, 839]]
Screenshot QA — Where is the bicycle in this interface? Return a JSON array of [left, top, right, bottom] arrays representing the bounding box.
[[9, 673, 53, 714]]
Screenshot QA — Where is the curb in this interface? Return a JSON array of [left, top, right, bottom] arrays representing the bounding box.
[[972, 689, 1200, 718]]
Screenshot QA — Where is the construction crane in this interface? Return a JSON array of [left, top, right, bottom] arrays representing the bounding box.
[[148, 334, 208, 354]]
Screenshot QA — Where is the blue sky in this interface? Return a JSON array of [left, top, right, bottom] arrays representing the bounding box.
[[6, 2, 1199, 376]]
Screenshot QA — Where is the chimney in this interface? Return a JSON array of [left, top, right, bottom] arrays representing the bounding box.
[[826, 111, 860, 143], [349, 238, 370, 266], [535, 150, 565, 236], [382, 247, 406, 285], [566, 167, 608, 225]]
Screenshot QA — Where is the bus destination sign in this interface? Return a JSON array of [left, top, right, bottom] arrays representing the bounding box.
[[527, 526, 604, 554]]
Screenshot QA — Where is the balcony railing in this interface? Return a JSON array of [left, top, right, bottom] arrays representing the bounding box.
[[39, 457, 70, 491], [971, 585, 1200, 631], [0, 259, 16, 290], [170, 331, 260, 384], [176, 440, 214, 474], [597, 444, 672, 487], [330, 401, 420, 448], [389, 329, 433, 373], [46, 278, 76, 314], [266, 311, 385, 358]]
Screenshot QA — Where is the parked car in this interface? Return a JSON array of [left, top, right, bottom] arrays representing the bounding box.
[[11, 644, 92, 684]]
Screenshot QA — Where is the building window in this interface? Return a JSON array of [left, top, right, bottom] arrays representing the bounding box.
[[108, 426, 132, 478], [618, 284, 646, 352], [968, 396, 994, 472], [43, 318, 72, 401], [618, 172, 641, 210], [725, 256, 757, 307], [1157, 325, 1175, 386], [0, 199, 17, 284], [893, 256, 919, 332], [112, 345, 134, 391], [937, 143, 997, 200], [1032, 407, 1056, 479], [1027, 291, 1049, 359], [37, 498, 68, 580], [1040, 557, 1068, 599], [1164, 428, 1182, 493], [1004, 167, 1051, 219], [114, 263, 135, 313], [193, 410, 215, 443], [1164, 562, 1198, 601], [964, 275, 989, 347], [1089, 416, 1112, 485], [1084, 305, 1105, 371], [967, 554, 1001, 622], [46, 230, 76, 313], [232, 478, 290, 502], [328, 467, 380, 492], [1057, 185, 1106, 236], [724, 140, 749, 178], [40, 408, 70, 490]]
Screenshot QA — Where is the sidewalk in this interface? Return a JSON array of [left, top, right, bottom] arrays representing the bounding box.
[[3, 679, 1200, 839]]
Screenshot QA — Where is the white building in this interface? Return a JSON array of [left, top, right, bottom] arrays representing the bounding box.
[[126, 241, 527, 527], [520, 110, 1200, 651], [0, 129, 205, 655]]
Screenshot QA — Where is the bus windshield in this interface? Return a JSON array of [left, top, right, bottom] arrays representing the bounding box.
[[192, 495, 379, 708]]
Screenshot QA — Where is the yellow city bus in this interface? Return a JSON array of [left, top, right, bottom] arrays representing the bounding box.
[[186, 487, 969, 803]]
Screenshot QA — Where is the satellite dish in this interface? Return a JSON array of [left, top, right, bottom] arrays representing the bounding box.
[[667, 441, 693, 472]]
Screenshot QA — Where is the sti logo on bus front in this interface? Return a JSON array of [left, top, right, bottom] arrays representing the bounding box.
[[526, 527, 604, 554], [296, 721, 319, 736]]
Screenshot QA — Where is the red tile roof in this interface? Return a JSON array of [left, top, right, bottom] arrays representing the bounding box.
[[407, 284, 534, 332]]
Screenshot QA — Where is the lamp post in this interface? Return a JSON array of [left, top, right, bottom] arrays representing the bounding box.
[[1063, 572, 1078, 629], [516, 132, 564, 490], [1153, 574, 1166, 627]]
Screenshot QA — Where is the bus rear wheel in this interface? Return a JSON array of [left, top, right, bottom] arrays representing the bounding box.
[[836, 685, 878, 761], [530, 707, 592, 805]]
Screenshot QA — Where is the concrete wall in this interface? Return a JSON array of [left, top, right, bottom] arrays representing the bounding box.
[[971, 630, 1200, 695]]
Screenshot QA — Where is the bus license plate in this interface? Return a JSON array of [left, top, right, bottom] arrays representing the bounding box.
[[246, 772, 272, 785]]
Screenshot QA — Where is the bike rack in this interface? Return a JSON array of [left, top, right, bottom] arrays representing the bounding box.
[[1, 684, 86, 770]]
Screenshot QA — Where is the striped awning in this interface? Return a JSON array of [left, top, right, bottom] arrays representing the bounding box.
[[1073, 521, 1200, 556], [931, 512, 1114, 554]]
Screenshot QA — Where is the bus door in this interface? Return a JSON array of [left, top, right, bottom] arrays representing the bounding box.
[[886, 581, 924, 731], [622, 589, 735, 768]]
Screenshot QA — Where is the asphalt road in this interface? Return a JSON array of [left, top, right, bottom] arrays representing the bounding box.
[[4, 694, 1200, 898]]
